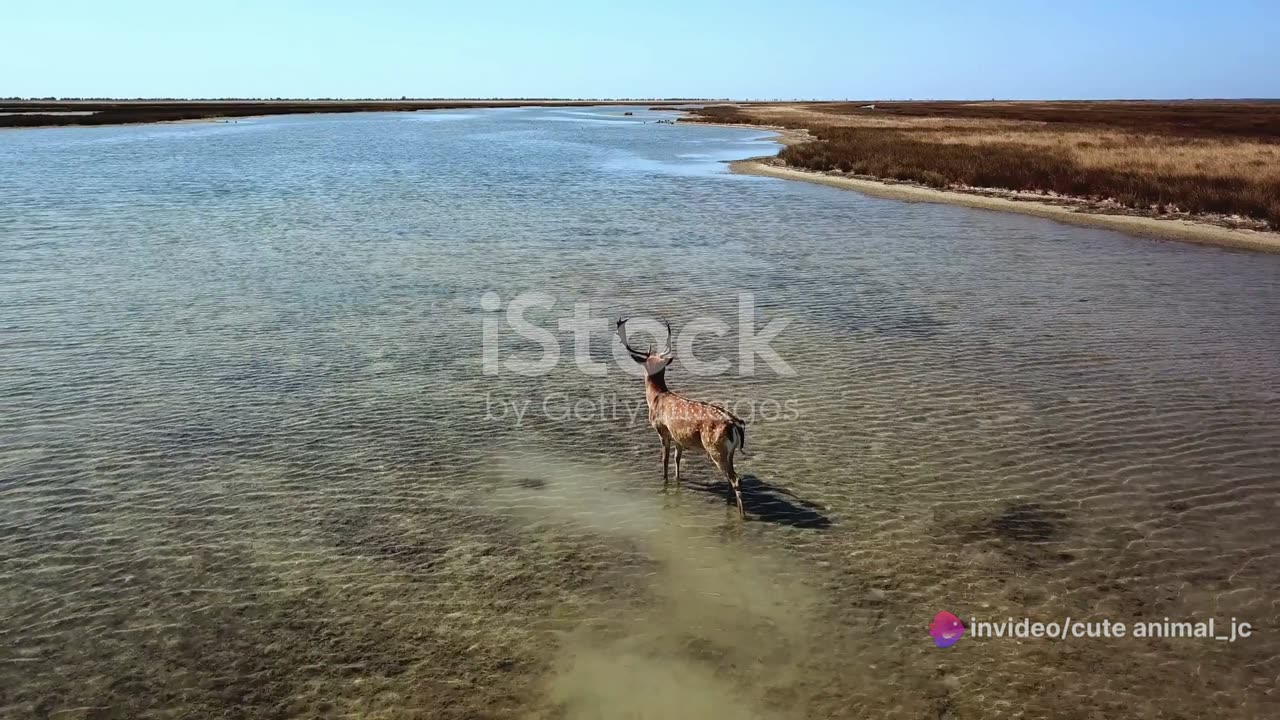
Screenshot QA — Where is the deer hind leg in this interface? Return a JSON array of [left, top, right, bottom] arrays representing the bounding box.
[[707, 442, 745, 519]]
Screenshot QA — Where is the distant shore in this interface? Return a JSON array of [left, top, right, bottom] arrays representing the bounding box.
[[0, 99, 693, 129], [680, 100, 1280, 253], [730, 157, 1280, 253]]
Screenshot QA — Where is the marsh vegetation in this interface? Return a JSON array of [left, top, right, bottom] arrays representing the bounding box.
[[687, 101, 1280, 227]]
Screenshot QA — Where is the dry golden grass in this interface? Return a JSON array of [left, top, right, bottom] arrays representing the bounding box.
[[900, 129, 1280, 184], [688, 102, 1280, 227]]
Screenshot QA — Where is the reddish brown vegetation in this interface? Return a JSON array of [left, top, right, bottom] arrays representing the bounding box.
[[687, 102, 1280, 228], [803, 101, 1280, 139]]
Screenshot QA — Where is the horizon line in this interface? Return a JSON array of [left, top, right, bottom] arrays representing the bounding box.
[[6, 96, 1280, 104]]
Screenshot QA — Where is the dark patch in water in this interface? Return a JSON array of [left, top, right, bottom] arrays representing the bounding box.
[[990, 502, 1067, 543], [945, 502, 1073, 570], [318, 509, 448, 572]]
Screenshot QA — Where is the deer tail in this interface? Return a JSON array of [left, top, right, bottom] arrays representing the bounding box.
[[729, 420, 746, 452]]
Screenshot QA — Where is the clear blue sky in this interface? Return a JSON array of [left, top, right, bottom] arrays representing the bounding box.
[[4, 0, 1277, 99]]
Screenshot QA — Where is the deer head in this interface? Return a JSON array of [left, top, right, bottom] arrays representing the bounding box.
[[615, 317, 674, 377]]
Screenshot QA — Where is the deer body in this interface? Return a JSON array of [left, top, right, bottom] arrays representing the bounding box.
[[617, 318, 748, 518]]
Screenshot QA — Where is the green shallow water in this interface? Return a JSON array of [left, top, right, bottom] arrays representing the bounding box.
[[1, 107, 1278, 719]]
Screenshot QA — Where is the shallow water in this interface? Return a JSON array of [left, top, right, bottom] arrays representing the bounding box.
[[2, 107, 1278, 719]]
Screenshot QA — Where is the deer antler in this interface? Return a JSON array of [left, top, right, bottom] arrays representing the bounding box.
[[617, 317, 675, 361], [615, 317, 650, 361]]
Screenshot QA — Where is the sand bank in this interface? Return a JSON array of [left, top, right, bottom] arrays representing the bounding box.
[[730, 158, 1280, 254]]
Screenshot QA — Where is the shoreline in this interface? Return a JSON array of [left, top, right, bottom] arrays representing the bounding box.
[[692, 115, 1280, 253], [683, 120, 813, 146], [675, 101, 1280, 253], [730, 158, 1280, 253]]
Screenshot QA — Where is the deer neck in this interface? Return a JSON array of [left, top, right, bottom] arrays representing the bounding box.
[[644, 370, 669, 407]]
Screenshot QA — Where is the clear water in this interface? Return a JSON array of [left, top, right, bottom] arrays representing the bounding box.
[[2, 107, 1278, 719]]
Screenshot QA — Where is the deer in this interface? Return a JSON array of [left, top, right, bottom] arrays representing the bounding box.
[[615, 317, 748, 518]]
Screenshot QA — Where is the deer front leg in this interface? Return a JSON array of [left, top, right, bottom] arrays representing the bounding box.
[[674, 447, 683, 485], [661, 436, 671, 488]]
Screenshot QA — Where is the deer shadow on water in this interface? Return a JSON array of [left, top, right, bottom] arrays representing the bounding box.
[[683, 474, 832, 529]]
